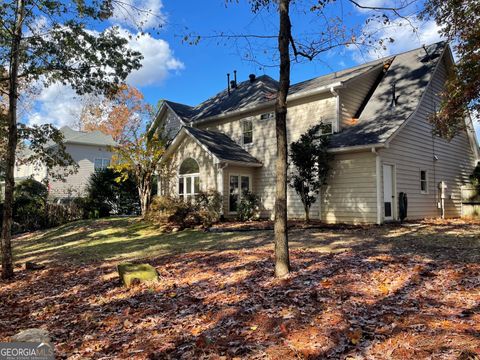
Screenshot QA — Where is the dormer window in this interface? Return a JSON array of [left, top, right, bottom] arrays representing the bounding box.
[[242, 120, 253, 145]]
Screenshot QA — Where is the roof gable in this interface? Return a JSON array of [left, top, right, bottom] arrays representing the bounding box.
[[59, 126, 116, 146], [164, 126, 262, 166], [329, 41, 447, 149], [164, 60, 388, 123]]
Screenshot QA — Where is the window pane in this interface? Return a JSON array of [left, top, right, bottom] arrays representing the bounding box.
[[243, 120, 252, 132], [103, 159, 110, 168], [421, 181, 426, 192], [179, 177, 184, 195], [384, 202, 392, 217], [244, 133, 252, 144], [94, 159, 103, 170], [260, 112, 274, 120], [186, 177, 192, 195], [229, 176, 239, 212], [241, 176, 250, 195], [421, 171, 427, 192], [243, 121, 253, 144], [179, 158, 199, 175], [322, 123, 333, 135], [194, 176, 200, 193]]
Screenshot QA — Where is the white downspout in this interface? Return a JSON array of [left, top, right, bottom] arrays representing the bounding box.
[[216, 162, 228, 216], [330, 86, 341, 133]]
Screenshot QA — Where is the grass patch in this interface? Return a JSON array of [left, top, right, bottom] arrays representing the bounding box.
[[13, 217, 247, 264]]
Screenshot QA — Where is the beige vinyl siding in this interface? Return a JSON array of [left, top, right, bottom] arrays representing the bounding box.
[[205, 92, 337, 219], [171, 136, 217, 195], [14, 160, 47, 183], [49, 144, 112, 198], [321, 151, 378, 224], [339, 65, 383, 129], [378, 54, 477, 219]]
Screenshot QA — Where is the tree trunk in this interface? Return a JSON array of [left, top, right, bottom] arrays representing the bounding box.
[[139, 178, 151, 217], [304, 205, 310, 223], [274, 0, 291, 278], [1, 0, 25, 280]]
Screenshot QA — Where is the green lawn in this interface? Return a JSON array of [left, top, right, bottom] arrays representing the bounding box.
[[13, 217, 480, 266], [13, 217, 246, 264]]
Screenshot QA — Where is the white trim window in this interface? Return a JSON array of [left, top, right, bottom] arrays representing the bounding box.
[[242, 119, 253, 145], [420, 170, 428, 194], [229, 174, 251, 213], [179, 158, 200, 201], [260, 112, 274, 120], [94, 158, 110, 171]]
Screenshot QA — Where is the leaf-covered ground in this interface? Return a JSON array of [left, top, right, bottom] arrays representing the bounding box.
[[1, 219, 480, 359]]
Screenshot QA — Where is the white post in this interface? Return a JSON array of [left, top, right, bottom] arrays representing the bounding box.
[[216, 163, 226, 216]]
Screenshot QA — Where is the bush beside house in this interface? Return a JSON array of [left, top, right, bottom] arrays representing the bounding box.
[[147, 190, 223, 229]]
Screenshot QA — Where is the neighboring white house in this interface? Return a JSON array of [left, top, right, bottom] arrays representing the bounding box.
[[155, 42, 479, 224], [14, 126, 116, 199]]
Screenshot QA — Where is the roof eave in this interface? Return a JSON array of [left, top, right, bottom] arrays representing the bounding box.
[[191, 82, 344, 126], [328, 143, 386, 154], [218, 159, 263, 167]]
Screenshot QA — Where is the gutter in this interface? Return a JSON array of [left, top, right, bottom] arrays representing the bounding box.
[[192, 82, 344, 127], [328, 143, 385, 154], [217, 159, 263, 168]]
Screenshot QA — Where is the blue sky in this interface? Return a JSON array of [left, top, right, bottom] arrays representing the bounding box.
[[25, 0, 480, 138]]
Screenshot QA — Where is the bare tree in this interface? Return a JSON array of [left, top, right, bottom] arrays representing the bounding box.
[[187, 0, 419, 277]]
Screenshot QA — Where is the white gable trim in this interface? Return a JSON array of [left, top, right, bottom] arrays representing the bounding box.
[[161, 127, 212, 165]]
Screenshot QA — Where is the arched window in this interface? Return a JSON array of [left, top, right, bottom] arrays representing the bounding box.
[[178, 158, 200, 201]]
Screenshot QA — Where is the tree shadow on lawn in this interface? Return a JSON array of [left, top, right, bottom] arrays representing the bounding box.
[[1, 244, 479, 359], [13, 218, 480, 268]]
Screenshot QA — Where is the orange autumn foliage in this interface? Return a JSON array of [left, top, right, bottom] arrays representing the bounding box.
[[82, 84, 150, 144]]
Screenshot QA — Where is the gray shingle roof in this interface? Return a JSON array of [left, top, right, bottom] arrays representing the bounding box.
[[329, 42, 446, 148], [165, 42, 447, 150], [59, 126, 116, 146], [185, 127, 261, 165], [165, 100, 196, 120], [186, 75, 279, 122], [166, 61, 386, 123], [289, 59, 386, 95]]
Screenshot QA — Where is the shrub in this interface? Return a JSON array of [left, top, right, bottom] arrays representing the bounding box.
[[45, 201, 85, 228], [85, 168, 140, 218], [147, 190, 223, 229], [470, 163, 480, 187], [237, 191, 260, 221], [196, 190, 223, 227], [13, 178, 48, 232]]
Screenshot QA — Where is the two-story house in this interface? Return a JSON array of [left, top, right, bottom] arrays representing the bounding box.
[[155, 42, 479, 224], [14, 126, 116, 199]]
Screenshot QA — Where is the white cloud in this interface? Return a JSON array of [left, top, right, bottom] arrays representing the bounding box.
[[351, 16, 444, 62], [354, 0, 398, 12], [25, 27, 183, 128], [26, 84, 83, 128], [112, 0, 166, 30], [119, 28, 184, 87]]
